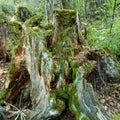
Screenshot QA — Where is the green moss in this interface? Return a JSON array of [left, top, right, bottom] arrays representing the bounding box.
[[54, 9, 75, 14], [52, 27, 76, 58], [0, 13, 22, 59], [51, 10, 77, 58], [53, 9, 76, 27], [8, 21, 22, 38], [1, 4, 15, 16], [50, 92, 65, 114], [55, 99, 65, 113], [70, 60, 80, 68], [25, 13, 44, 27], [7, 21, 22, 56], [53, 82, 90, 120], [51, 83, 90, 120], [8, 60, 15, 74], [45, 29, 53, 36], [70, 60, 80, 80], [56, 85, 69, 99], [68, 84, 90, 120], [82, 61, 96, 75], [42, 23, 52, 30]]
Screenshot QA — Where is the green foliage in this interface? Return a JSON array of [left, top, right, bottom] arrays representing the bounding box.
[[56, 85, 69, 99], [0, 12, 8, 23], [16, 0, 43, 13], [86, 17, 120, 56], [79, 1, 120, 58], [0, 0, 45, 16], [0, 0, 15, 16]]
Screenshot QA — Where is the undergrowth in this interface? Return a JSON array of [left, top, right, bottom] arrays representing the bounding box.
[[86, 18, 120, 57]]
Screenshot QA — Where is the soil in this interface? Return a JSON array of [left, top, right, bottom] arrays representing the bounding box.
[[97, 84, 120, 115], [0, 59, 120, 119]]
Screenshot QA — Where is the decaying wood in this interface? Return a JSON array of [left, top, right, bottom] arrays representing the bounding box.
[[5, 43, 30, 102], [77, 67, 110, 120]]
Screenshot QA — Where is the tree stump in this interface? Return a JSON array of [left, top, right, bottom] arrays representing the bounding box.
[[4, 9, 111, 120]]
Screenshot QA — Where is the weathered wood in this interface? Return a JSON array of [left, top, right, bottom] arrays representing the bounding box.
[[76, 67, 111, 120]]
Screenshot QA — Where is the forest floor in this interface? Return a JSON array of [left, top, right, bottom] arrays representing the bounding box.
[[0, 59, 120, 120]]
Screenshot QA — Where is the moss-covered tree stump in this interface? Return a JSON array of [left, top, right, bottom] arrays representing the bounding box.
[[4, 9, 112, 120]]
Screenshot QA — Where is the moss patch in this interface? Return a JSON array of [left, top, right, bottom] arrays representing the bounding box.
[[53, 9, 76, 27], [7, 21, 22, 56], [50, 92, 65, 114], [25, 13, 44, 27]]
